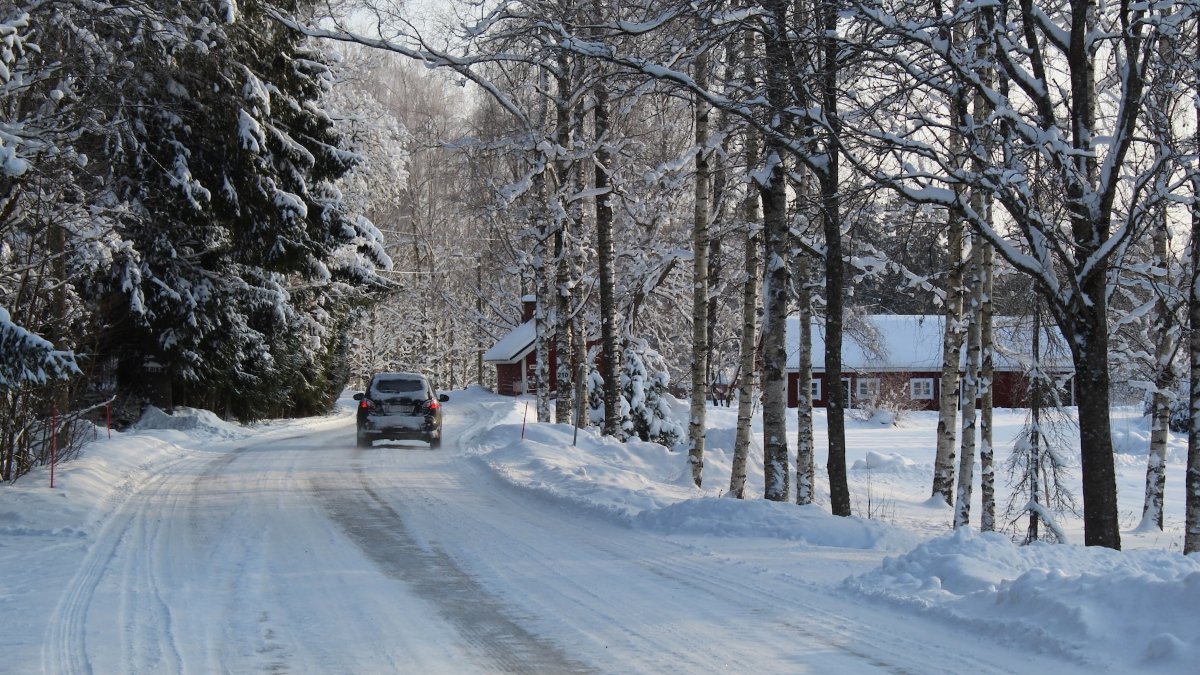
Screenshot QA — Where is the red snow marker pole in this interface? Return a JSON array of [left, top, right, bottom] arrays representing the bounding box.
[[521, 401, 529, 439], [50, 403, 57, 488]]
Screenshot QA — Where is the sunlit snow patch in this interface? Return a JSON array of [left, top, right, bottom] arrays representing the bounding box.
[[845, 528, 1200, 669], [134, 406, 248, 441]]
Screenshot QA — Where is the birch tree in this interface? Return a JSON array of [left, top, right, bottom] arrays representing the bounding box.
[[979, 241, 996, 531], [954, 232, 983, 528], [932, 214, 965, 505], [1132, 21, 1192, 532], [795, 251, 817, 504], [730, 186, 761, 499], [1186, 15, 1200, 555], [853, 0, 1191, 547], [759, 0, 792, 502], [729, 30, 761, 500], [687, 42, 713, 487], [1141, 212, 1178, 531]]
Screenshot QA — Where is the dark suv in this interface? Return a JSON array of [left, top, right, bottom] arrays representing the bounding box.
[[353, 372, 448, 448]]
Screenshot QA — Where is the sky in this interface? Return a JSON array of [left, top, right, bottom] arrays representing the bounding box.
[[1, 387, 1197, 672]]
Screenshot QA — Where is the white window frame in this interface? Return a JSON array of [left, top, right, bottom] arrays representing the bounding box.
[[910, 377, 935, 400], [856, 378, 880, 400], [809, 378, 822, 401]]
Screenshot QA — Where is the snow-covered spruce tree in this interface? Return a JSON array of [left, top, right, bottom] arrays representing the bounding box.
[[0, 309, 79, 390], [619, 339, 683, 448], [92, 1, 389, 419], [586, 366, 606, 427], [0, 4, 123, 479]]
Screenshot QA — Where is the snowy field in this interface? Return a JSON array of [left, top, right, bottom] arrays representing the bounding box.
[[1, 388, 1197, 673]]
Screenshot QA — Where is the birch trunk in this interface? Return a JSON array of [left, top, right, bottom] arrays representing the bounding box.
[[980, 242, 995, 531], [687, 48, 711, 486], [532, 66, 553, 424], [760, 154, 789, 502], [931, 11, 971, 506], [1143, 214, 1172, 530], [534, 191, 553, 422], [1026, 307, 1044, 543], [730, 30, 760, 500], [795, 252, 816, 504], [552, 55, 576, 425], [954, 232, 983, 529], [973, 7, 997, 532], [594, 76, 620, 438], [932, 213, 965, 506], [819, 0, 849, 516], [760, 0, 791, 502], [730, 188, 761, 500], [553, 226, 573, 424], [1185, 43, 1200, 553]]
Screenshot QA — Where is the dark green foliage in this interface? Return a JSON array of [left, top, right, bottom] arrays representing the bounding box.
[[0, 1, 390, 477], [88, 1, 388, 418]]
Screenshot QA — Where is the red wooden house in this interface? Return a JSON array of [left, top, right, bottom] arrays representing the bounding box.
[[483, 296, 604, 396], [785, 315, 1075, 409], [483, 295, 543, 396]]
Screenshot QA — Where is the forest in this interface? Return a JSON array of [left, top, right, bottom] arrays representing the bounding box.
[[1, 0, 1198, 553]]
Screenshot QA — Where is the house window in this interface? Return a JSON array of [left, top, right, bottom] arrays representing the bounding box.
[[809, 378, 822, 401], [910, 378, 935, 400], [856, 378, 880, 401]]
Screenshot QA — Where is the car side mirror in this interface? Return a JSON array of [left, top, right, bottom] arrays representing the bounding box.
[[439, 394, 449, 402], [353, 392, 364, 401]]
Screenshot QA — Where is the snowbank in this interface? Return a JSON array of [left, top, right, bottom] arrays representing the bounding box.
[[845, 528, 1200, 669], [467, 393, 1200, 671], [851, 451, 917, 473], [470, 409, 917, 551], [637, 499, 917, 550], [134, 406, 248, 441], [472, 421, 700, 521]]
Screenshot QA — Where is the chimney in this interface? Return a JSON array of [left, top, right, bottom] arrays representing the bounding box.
[[521, 294, 536, 323]]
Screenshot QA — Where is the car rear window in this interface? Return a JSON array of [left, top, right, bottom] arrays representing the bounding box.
[[374, 377, 425, 394]]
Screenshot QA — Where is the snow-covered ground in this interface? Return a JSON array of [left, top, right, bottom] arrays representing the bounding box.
[[1, 388, 1197, 673]]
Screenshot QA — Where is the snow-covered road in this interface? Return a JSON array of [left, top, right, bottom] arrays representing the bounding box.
[[26, 396, 1107, 674]]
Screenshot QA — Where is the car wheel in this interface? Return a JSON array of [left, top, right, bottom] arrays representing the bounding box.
[[428, 432, 441, 449], [356, 429, 371, 448]]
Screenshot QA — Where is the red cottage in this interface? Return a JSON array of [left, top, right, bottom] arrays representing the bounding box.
[[483, 295, 543, 396], [785, 315, 1075, 410]]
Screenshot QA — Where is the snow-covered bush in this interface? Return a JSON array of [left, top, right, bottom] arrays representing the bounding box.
[[619, 339, 684, 448], [586, 367, 605, 427]]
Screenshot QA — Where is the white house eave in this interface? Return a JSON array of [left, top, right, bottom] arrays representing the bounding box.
[[483, 341, 535, 365], [483, 319, 536, 364]]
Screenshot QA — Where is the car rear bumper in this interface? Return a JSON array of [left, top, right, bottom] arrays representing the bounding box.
[[358, 415, 438, 440]]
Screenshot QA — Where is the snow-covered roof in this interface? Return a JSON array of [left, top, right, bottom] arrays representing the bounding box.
[[483, 320, 535, 364], [786, 315, 1073, 373]]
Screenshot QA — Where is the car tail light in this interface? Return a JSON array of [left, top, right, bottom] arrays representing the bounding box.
[[426, 400, 439, 411], [359, 399, 371, 410]]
